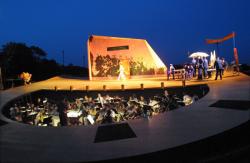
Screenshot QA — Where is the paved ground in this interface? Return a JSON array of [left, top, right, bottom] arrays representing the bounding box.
[[0, 73, 249, 162]]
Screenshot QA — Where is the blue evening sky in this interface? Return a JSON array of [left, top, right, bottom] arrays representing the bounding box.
[[1, 0, 250, 67]]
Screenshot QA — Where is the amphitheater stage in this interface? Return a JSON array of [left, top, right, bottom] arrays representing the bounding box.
[[0, 73, 249, 162]]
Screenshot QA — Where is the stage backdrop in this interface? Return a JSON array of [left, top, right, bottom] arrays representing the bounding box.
[[87, 35, 166, 80]]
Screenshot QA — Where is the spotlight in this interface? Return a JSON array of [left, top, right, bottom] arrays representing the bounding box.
[[121, 84, 125, 91]]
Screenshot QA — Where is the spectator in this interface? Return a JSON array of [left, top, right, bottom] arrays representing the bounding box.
[[221, 58, 228, 75], [169, 64, 175, 80], [197, 57, 203, 80], [203, 57, 209, 78], [214, 57, 223, 80]]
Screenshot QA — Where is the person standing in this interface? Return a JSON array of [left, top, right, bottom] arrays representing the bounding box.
[[214, 57, 223, 80], [118, 64, 126, 80], [191, 58, 197, 77], [203, 57, 209, 78], [58, 99, 68, 126], [221, 58, 228, 75], [169, 64, 175, 80], [197, 57, 203, 80]]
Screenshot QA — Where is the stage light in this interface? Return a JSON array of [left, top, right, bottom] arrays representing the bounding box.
[[161, 82, 164, 89], [140, 83, 144, 90], [121, 84, 125, 91], [103, 85, 106, 91]]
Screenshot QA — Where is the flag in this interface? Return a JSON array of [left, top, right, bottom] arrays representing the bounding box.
[[206, 32, 235, 44]]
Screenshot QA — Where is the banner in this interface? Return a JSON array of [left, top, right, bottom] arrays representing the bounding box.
[[233, 47, 240, 72], [206, 32, 235, 44], [234, 48, 239, 65]]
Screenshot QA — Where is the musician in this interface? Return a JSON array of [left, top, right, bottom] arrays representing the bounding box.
[[35, 109, 46, 125], [57, 99, 68, 126], [75, 98, 82, 110], [102, 109, 113, 124], [162, 90, 170, 102], [95, 112, 104, 124], [138, 96, 146, 107], [149, 98, 160, 113], [84, 95, 89, 102], [132, 94, 138, 102], [36, 98, 43, 107], [142, 104, 152, 119], [96, 93, 105, 107], [104, 94, 113, 103], [183, 93, 193, 106]]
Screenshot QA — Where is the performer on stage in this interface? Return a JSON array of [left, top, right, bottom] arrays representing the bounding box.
[[118, 63, 126, 80]]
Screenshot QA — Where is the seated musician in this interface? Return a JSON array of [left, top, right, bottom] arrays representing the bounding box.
[[35, 109, 46, 125], [102, 109, 113, 124], [83, 95, 89, 102], [89, 108, 97, 118], [149, 98, 160, 114], [127, 96, 133, 106], [182, 93, 193, 106], [104, 94, 113, 103], [95, 112, 104, 124], [117, 103, 125, 118], [138, 96, 146, 107], [96, 93, 105, 107], [162, 90, 170, 103], [75, 98, 82, 110], [132, 94, 138, 102]]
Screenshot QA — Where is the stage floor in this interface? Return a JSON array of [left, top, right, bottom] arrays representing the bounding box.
[[0, 73, 249, 162], [9, 72, 243, 91]]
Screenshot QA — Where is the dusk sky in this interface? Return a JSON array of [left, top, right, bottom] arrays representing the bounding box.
[[1, 0, 250, 67]]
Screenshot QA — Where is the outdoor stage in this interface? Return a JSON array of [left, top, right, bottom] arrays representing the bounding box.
[[0, 73, 249, 162], [6, 72, 240, 92]]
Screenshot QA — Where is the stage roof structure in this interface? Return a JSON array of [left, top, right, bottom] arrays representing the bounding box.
[[87, 35, 166, 80]]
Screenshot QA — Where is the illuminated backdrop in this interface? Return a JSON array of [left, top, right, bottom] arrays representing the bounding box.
[[87, 35, 167, 80]]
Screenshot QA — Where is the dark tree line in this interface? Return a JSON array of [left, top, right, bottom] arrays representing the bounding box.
[[0, 42, 88, 89]]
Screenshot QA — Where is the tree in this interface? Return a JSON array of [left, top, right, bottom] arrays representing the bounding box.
[[0, 42, 34, 78], [30, 45, 47, 59], [0, 42, 59, 81]]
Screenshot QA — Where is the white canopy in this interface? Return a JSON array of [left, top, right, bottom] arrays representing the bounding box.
[[189, 52, 209, 58]]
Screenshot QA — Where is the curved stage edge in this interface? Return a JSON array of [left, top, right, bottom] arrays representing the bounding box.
[[0, 74, 249, 162]]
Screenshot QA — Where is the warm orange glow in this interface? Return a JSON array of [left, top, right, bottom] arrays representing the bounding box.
[[87, 35, 167, 80]]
